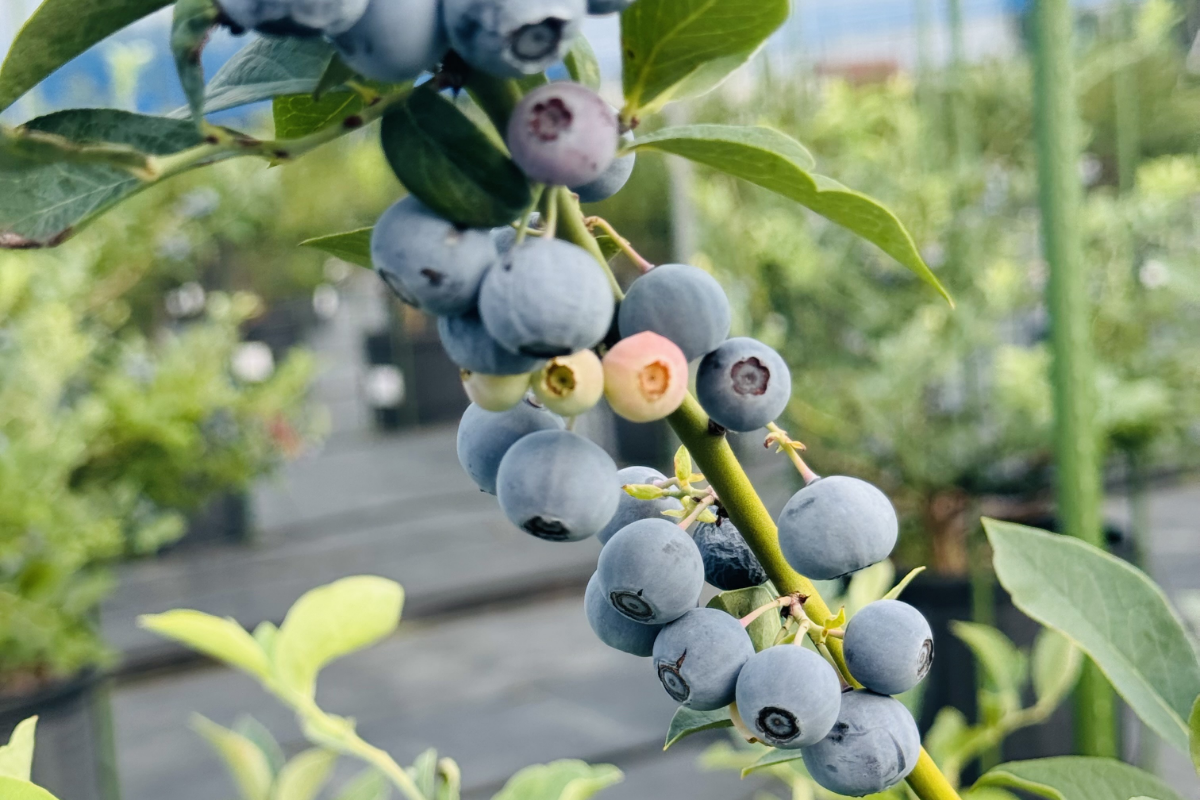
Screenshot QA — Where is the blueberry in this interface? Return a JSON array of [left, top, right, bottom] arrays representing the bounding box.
[[843, 600, 933, 696], [490, 213, 539, 255], [495, 429, 618, 541], [618, 264, 731, 361], [573, 129, 635, 203], [585, 573, 661, 656], [456, 401, 563, 494], [734, 646, 842, 748], [602, 331, 689, 423], [438, 311, 544, 376], [371, 197, 496, 315], [586, 0, 634, 14], [801, 691, 920, 796], [596, 466, 682, 545], [693, 518, 767, 591], [219, 0, 369, 35], [531, 350, 605, 416], [777, 476, 898, 580], [333, 0, 447, 79], [479, 238, 614, 358], [651, 608, 754, 710], [461, 371, 533, 411], [507, 83, 619, 187], [443, 0, 583, 77], [695, 338, 790, 432], [597, 518, 704, 624]]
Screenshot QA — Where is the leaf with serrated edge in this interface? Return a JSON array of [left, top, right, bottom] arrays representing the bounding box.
[[983, 518, 1200, 754], [565, 37, 602, 91], [0, 717, 37, 781], [976, 757, 1184, 800], [0, 777, 59, 800], [192, 716, 273, 800], [275, 749, 337, 800], [884, 566, 926, 600], [140, 610, 269, 680], [1031, 628, 1082, 710], [272, 576, 404, 698], [0, 0, 171, 112], [708, 585, 780, 652], [490, 760, 622, 800], [628, 125, 952, 303], [620, 0, 787, 116], [301, 228, 373, 268], [0, 110, 205, 249], [1190, 696, 1200, 778], [664, 706, 732, 750]]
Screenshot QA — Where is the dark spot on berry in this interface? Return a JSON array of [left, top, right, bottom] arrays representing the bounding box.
[[917, 638, 934, 679], [656, 651, 689, 702], [420, 268, 445, 286], [757, 706, 800, 743], [523, 516, 570, 540], [528, 97, 573, 142], [256, 19, 323, 37], [510, 18, 565, 62], [828, 720, 849, 743], [730, 357, 769, 396], [343, 115, 364, 129], [611, 589, 654, 621]]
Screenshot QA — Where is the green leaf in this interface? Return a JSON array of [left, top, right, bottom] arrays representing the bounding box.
[[0, 110, 205, 248], [623, 483, 665, 500], [844, 560, 895, 616], [253, 622, 279, 659], [963, 789, 1021, 800], [620, 0, 787, 116], [708, 585, 780, 652], [663, 706, 732, 750], [983, 518, 1200, 754], [380, 87, 531, 228], [740, 749, 804, 777], [976, 757, 1185, 800], [490, 760, 622, 800], [231, 717, 285, 777], [334, 770, 390, 800], [272, 576, 404, 698], [0, 777, 60, 800], [300, 228, 374, 268], [199, 38, 335, 116], [1190, 696, 1200, 778], [192, 716, 273, 800], [951, 621, 1028, 699], [0, 0, 171, 112], [884, 566, 926, 600], [673, 446, 692, 484], [593, 233, 622, 262], [140, 610, 269, 680], [923, 706, 972, 764], [436, 758, 461, 800], [273, 93, 365, 140], [171, 0, 221, 126], [275, 749, 337, 800], [0, 717, 37, 781], [628, 125, 952, 303], [565, 37, 602, 91], [315, 56, 359, 99], [409, 749, 437, 798], [1031, 628, 1082, 710]]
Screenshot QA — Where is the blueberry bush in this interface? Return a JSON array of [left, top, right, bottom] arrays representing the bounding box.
[[3, 0, 1200, 799]]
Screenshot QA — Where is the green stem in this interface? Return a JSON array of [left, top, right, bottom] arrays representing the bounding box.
[[557, 190, 623, 300]]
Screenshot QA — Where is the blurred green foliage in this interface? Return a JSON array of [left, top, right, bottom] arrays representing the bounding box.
[[688, 2, 1200, 572]]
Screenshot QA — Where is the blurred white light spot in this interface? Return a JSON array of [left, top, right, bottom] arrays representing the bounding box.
[[313, 284, 340, 320], [232, 341, 275, 383], [1138, 259, 1169, 289], [324, 258, 353, 283], [166, 281, 207, 318], [364, 365, 405, 408]]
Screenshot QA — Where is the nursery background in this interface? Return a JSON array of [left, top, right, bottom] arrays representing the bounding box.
[[2, 0, 1200, 797]]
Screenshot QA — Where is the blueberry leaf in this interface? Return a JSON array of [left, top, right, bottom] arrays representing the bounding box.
[[1031, 628, 1082, 710], [950, 621, 1028, 702], [620, 0, 787, 117], [301, 227, 374, 268], [1190, 696, 1200, 778], [192, 716, 274, 800], [883, 566, 926, 600], [0, 717, 37, 781], [663, 707, 732, 750], [171, 0, 221, 126], [708, 585, 780, 652], [274, 749, 338, 800], [0, 0, 171, 112], [0, 109, 205, 248], [976, 757, 1185, 800], [983, 518, 1200, 754], [565, 37, 602, 91], [628, 124, 952, 304], [274, 92, 363, 140], [740, 748, 802, 778], [183, 37, 336, 118], [139, 610, 270, 679], [490, 760, 622, 800], [332, 770, 390, 800], [381, 87, 532, 228], [0, 777, 60, 800]]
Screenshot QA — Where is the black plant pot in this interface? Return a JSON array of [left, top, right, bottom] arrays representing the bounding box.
[[168, 491, 250, 552], [0, 673, 119, 800]]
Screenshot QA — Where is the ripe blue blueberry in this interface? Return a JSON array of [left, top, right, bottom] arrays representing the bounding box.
[[572, 129, 635, 203], [507, 83, 619, 187], [651, 608, 754, 710], [801, 691, 921, 797], [584, 573, 661, 656], [586, 0, 635, 14], [371, 196, 497, 316], [479, 237, 614, 358], [843, 600, 933, 696], [597, 518, 704, 625], [777, 476, 898, 580], [695, 338, 791, 432], [618, 264, 731, 362], [219, 0, 369, 35], [692, 518, 768, 591], [438, 311, 544, 376], [456, 401, 564, 494], [735, 645, 842, 748], [596, 466, 682, 545], [333, 0, 447, 79], [495, 429, 618, 541], [443, 0, 583, 77]]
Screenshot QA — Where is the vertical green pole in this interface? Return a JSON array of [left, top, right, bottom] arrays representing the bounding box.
[[1031, 0, 1119, 757]]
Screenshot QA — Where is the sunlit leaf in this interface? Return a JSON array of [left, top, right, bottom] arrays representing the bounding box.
[[976, 757, 1184, 800], [0, 717, 37, 781], [490, 760, 621, 800], [140, 610, 269, 680]]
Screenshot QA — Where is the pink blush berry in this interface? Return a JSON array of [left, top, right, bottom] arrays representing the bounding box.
[[603, 332, 689, 422]]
